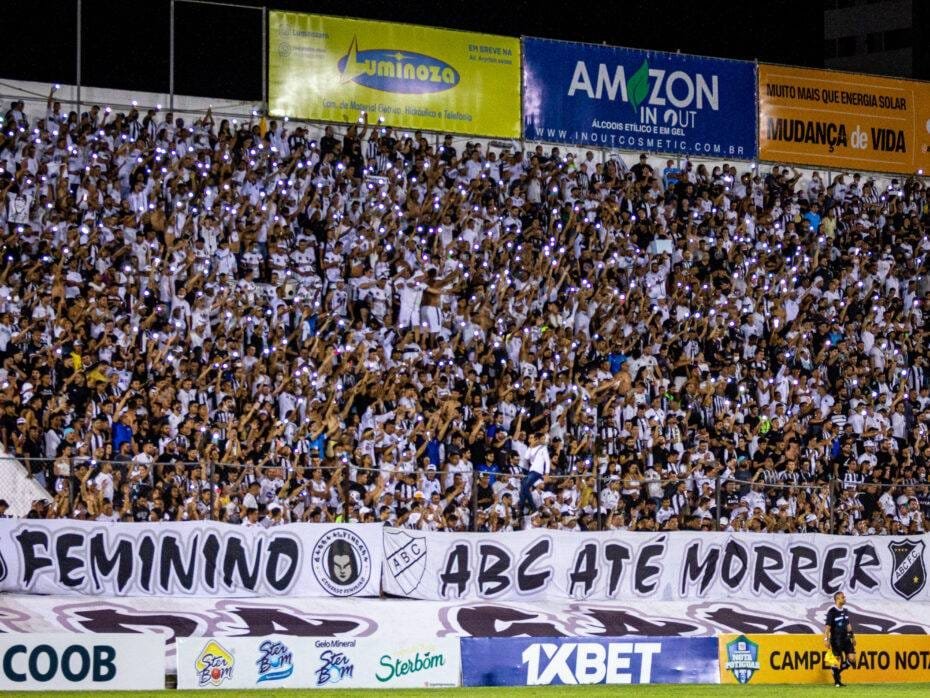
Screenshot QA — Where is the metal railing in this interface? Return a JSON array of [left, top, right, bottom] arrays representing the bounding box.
[[8, 456, 927, 535]]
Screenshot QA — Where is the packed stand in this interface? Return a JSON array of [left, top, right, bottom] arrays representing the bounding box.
[[1, 89, 929, 536]]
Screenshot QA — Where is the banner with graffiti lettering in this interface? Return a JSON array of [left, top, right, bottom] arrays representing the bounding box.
[[269, 12, 520, 136], [381, 528, 929, 602], [522, 37, 757, 157], [0, 520, 382, 597]]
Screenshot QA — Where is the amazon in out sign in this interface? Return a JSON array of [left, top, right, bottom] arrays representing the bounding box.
[[567, 59, 719, 129]]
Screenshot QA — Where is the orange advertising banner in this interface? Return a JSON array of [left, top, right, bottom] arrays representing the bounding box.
[[759, 64, 930, 174]]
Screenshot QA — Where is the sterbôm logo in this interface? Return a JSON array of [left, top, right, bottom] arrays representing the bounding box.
[[337, 36, 459, 94], [195, 640, 234, 687]]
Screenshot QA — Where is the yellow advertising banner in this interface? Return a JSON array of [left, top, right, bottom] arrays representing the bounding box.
[[759, 64, 930, 175], [268, 12, 521, 137], [719, 633, 930, 685]]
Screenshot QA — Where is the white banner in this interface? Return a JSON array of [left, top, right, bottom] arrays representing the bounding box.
[[0, 634, 164, 690], [176, 635, 460, 689], [0, 520, 382, 598], [382, 528, 930, 602]]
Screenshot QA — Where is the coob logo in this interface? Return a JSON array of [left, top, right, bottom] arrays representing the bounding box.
[[2, 643, 116, 684], [384, 529, 427, 594], [256, 640, 293, 683], [889, 539, 927, 600], [315, 649, 354, 686], [338, 36, 460, 94], [195, 640, 234, 687], [725, 635, 760, 684], [311, 528, 372, 596]]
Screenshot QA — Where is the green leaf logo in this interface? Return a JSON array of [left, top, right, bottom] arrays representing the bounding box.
[[627, 59, 650, 113]]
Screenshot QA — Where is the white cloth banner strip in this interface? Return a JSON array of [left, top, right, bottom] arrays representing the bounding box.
[[381, 528, 930, 602], [176, 635, 460, 689], [0, 520, 382, 598]]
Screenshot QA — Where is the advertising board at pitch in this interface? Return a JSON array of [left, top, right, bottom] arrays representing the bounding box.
[[461, 636, 719, 686], [176, 636, 460, 689], [0, 634, 164, 691], [719, 633, 930, 684]]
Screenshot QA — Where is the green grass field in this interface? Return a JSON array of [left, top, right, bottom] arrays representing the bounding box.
[[4, 686, 930, 697]]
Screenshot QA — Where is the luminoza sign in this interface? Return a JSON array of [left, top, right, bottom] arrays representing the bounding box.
[[0, 519, 382, 597], [269, 12, 520, 137], [0, 634, 164, 691], [176, 636, 460, 689], [758, 64, 930, 174], [382, 528, 929, 602]]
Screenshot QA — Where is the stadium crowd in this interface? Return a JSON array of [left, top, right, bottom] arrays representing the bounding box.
[[1, 89, 929, 536]]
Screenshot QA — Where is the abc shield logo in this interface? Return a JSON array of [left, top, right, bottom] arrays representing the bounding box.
[[384, 529, 426, 594], [311, 528, 372, 597], [889, 540, 927, 600]]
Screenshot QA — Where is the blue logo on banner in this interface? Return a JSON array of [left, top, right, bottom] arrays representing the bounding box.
[[461, 636, 719, 686], [522, 38, 757, 157], [315, 649, 354, 686], [724, 635, 760, 684], [338, 37, 460, 94], [257, 639, 293, 683]]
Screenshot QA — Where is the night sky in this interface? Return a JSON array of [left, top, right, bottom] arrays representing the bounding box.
[[4, 0, 824, 101]]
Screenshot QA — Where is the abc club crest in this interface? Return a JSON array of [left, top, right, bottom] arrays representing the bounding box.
[[384, 529, 427, 594], [889, 540, 927, 600]]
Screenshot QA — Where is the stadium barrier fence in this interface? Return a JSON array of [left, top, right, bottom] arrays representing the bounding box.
[[10, 456, 928, 536]]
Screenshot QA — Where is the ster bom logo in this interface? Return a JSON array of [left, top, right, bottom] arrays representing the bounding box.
[[257, 640, 294, 683], [725, 635, 760, 684], [195, 640, 234, 687]]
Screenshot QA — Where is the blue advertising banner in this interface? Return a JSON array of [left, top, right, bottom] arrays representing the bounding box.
[[523, 37, 757, 158], [461, 636, 719, 686]]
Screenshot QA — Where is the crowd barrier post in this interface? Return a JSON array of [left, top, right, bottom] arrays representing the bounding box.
[[169, 0, 175, 110], [207, 460, 215, 520], [594, 466, 602, 530], [714, 476, 722, 531], [341, 462, 351, 522], [261, 5, 268, 113], [75, 0, 82, 114], [470, 469, 479, 531]]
